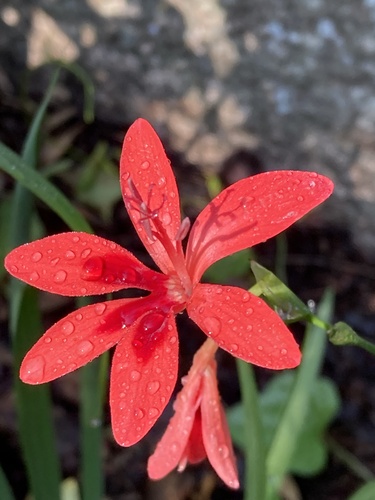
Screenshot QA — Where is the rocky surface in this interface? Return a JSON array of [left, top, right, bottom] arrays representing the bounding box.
[[1, 0, 375, 258]]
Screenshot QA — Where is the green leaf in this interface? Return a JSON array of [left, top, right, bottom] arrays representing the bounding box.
[[204, 249, 254, 283], [349, 481, 375, 500], [0, 142, 91, 234], [74, 142, 121, 222], [265, 289, 334, 494], [0, 465, 15, 500], [14, 287, 61, 500], [228, 374, 340, 477], [251, 261, 312, 322]]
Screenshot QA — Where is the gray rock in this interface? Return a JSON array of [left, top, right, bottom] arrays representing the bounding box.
[[1, 0, 375, 258]]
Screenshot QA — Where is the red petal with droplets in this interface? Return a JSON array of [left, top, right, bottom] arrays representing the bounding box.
[[147, 369, 202, 479], [187, 284, 301, 369], [20, 298, 137, 384], [186, 171, 334, 283], [120, 119, 182, 275], [201, 361, 239, 489], [5, 232, 163, 296], [110, 313, 179, 447]]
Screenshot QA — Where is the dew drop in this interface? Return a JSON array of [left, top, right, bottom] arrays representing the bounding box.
[[147, 381, 160, 395], [65, 250, 76, 260], [148, 407, 160, 418], [53, 270, 67, 283], [119, 401, 126, 410], [10, 265, 18, 273], [203, 317, 222, 338], [169, 336, 177, 345], [257, 345, 264, 351], [72, 236, 80, 243], [246, 307, 254, 316], [139, 312, 166, 334], [280, 348, 288, 356], [171, 442, 180, 454], [242, 292, 250, 302], [297, 195, 304, 202], [141, 160, 150, 170], [44, 336, 52, 344], [75, 313, 83, 321], [81, 248, 92, 259], [82, 256, 104, 281], [77, 340, 94, 356], [23, 355, 45, 383], [95, 303, 107, 315], [162, 212, 172, 226], [130, 370, 141, 382], [29, 271, 40, 282], [218, 445, 229, 459], [121, 171, 130, 181], [31, 251, 42, 262], [230, 343, 239, 352], [62, 321, 75, 335], [158, 177, 166, 187], [134, 408, 145, 420], [50, 257, 60, 266]]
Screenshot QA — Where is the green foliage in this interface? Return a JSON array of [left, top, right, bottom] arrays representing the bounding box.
[[228, 373, 340, 477], [349, 480, 375, 500], [204, 249, 254, 283]]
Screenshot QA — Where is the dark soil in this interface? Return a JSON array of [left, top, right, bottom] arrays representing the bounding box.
[[0, 82, 375, 500]]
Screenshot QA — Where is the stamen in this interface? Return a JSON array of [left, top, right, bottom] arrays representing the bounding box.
[[175, 217, 191, 242]]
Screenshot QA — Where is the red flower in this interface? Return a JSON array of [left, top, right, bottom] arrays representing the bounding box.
[[148, 339, 239, 489], [4, 118, 334, 447]]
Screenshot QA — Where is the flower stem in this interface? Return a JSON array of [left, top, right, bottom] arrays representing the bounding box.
[[236, 359, 266, 500]]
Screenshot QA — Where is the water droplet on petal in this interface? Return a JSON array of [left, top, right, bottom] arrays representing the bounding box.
[[169, 336, 177, 344], [139, 312, 166, 334], [257, 345, 263, 351], [140, 160, 149, 170], [130, 370, 141, 381], [31, 252, 42, 262], [246, 307, 254, 316], [62, 321, 75, 335], [230, 343, 238, 352], [121, 171, 130, 181], [44, 336, 52, 344], [134, 408, 145, 420], [147, 381, 160, 395], [53, 270, 67, 283], [10, 265, 18, 273], [95, 303, 107, 315], [77, 340, 94, 356], [203, 316, 222, 338], [29, 271, 40, 282], [148, 407, 160, 418], [162, 212, 172, 226], [218, 445, 229, 459], [23, 355, 45, 383], [81, 248, 92, 259], [82, 256, 104, 281], [50, 257, 60, 266], [65, 250, 76, 260], [158, 177, 166, 187], [75, 313, 83, 321], [72, 236, 80, 243], [297, 195, 304, 202], [242, 292, 250, 302], [280, 348, 288, 356]]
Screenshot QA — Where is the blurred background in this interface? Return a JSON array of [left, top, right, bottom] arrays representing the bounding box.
[[1, 1, 375, 499]]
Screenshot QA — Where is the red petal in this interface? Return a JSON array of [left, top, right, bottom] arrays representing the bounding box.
[[110, 313, 179, 447], [201, 361, 239, 489], [5, 232, 163, 296], [186, 171, 334, 282], [120, 119, 182, 274], [187, 284, 301, 369], [20, 298, 136, 384], [147, 371, 202, 480], [184, 409, 206, 464]]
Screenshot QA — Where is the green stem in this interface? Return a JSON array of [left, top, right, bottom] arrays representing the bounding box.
[[236, 359, 266, 500], [327, 436, 375, 482]]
